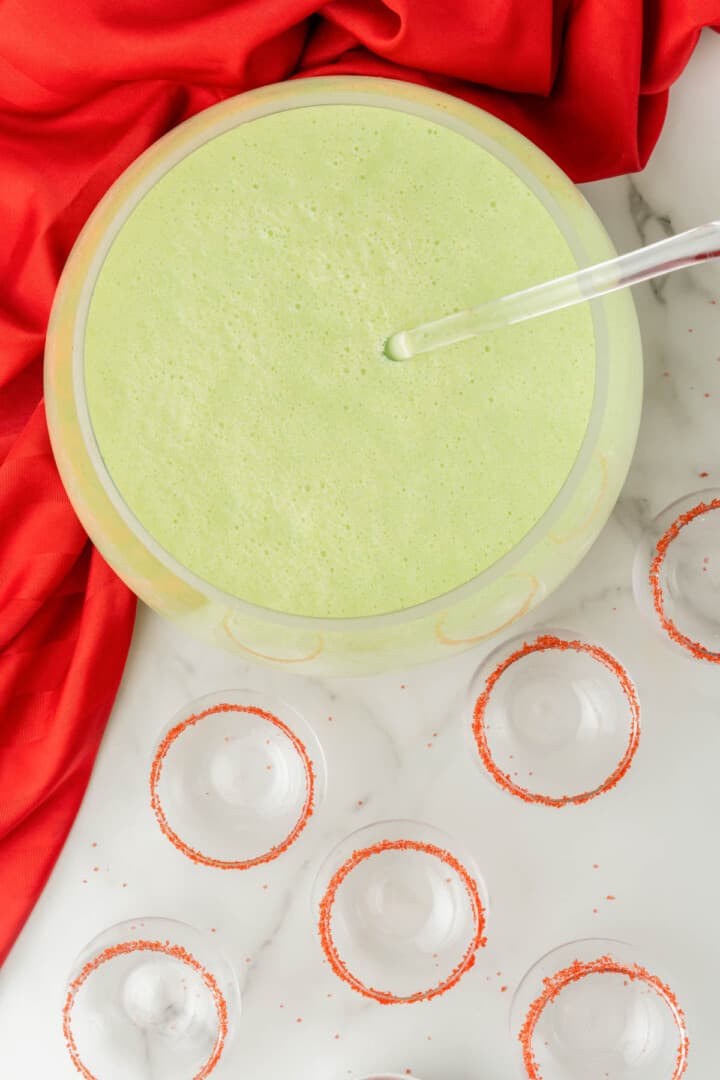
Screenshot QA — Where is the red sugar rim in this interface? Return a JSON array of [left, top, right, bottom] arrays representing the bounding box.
[[63, 939, 229, 1080], [318, 838, 487, 1004], [518, 954, 689, 1080], [150, 703, 316, 869], [649, 497, 720, 662], [472, 634, 640, 807], [436, 574, 540, 647], [222, 614, 324, 664]]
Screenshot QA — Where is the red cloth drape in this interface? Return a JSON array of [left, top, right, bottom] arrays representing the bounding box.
[[1, 0, 719, 966]]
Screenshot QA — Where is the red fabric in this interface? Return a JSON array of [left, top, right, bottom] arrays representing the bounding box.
[[1, 0, 719, 967]]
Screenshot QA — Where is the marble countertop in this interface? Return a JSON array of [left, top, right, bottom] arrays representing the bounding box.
[[2, 30, 720, 1080]]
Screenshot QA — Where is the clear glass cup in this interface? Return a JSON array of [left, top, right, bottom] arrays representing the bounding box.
[[633, 488, 720, 663], [45, 76, 642, 675], [467, 629, 641, 807], [510, 939, 689, 1079], [62, 917, 241, 1079], [312, 819, 488, 1005], [149, 689, 326, 869]]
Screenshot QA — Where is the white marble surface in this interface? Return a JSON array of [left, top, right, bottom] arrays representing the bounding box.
[[2, 30, 720, 1080]]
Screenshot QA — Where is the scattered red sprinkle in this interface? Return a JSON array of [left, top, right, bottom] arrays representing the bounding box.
[[606, 895, 616, 901], [210, 928, 217, 933], [700, 471, 709, 478], [593, 864, 599, 869], [91, 842, 97, 848], [501, 986, 508, 993], [704, 392, 711, 398], [400, 684, 406, 689], [296, 1018, 303, 1023]]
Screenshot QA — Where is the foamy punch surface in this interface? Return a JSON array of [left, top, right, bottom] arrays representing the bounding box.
[[85, 104, 595, 618]]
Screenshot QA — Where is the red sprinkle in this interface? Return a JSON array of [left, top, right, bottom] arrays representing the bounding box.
[[318, 839, 486, 1004], [472, 635, 640, 807], [150, 704, 316, 869]]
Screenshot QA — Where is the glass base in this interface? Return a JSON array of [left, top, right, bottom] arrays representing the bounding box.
[[313, 820, 487, 1004], [511, 939, 689, 1080], [63, 918, 240, 1080], [150, 690, 326, 869], [468, 629, 640, 807], [633, 488, 720, 662]]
